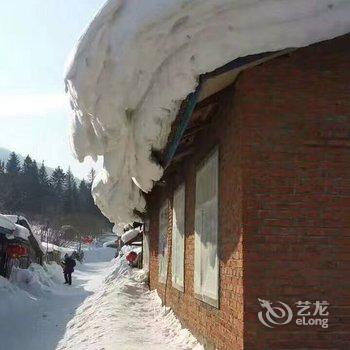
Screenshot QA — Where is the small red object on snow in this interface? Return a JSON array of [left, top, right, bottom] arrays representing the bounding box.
[[126, 251, 138, 262]]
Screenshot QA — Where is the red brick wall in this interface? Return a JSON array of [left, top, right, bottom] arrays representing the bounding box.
[[147, 33, 350, 349], [239, 34, 350, 349]]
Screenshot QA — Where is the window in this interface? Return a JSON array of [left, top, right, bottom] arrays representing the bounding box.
[[158, 202, 169, 283], [194, 149, 219, 307], [172, 184, 185, 291]]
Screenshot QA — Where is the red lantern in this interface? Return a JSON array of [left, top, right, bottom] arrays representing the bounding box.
[[7, 244, 28, 258], [126, 251, 138, 263]]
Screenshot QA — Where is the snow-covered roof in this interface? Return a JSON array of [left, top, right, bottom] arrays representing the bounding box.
[[121, 228, 141, 244], [102, 240, 118, 248], [0, 214, 15, 234], [41, 242, 75, 255], [65, 0, 350, 224], [3, 215, 20, 224], [13, 224, 30, 241]]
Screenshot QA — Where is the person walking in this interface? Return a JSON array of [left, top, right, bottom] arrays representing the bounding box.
[[62, 253, 76, 285]]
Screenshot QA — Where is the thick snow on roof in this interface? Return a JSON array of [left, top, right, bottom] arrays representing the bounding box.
[[41, 242, 75, 256], [14, 224, 30, 241], [2, 215, 22, 224], [0, 214, 15, 233], [121, 228, 141, 244], [65, 0, 350, 223]]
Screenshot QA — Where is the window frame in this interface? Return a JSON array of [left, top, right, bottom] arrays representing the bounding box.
[[158, 201, 169, 284], [171, 183, 186, 292], [194, 147, 220, 308]]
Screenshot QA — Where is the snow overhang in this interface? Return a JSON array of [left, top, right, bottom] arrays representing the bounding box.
[[65, 0, 350, 224], [121, 228, 142, 245]]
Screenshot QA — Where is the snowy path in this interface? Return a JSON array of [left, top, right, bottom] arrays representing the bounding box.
[[1, 248, 114, 350], [0, 248, 201, 350]]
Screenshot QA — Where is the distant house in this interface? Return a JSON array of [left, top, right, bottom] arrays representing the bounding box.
[[0, 215, 43, 277], [143, 34, 350, 349]]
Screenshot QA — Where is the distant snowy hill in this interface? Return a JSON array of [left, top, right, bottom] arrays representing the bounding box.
[[0, 147, 25, 164], [0, 146, 54, 177]]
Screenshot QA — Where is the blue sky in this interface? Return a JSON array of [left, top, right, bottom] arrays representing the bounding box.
[[0, 0, 106, 179]]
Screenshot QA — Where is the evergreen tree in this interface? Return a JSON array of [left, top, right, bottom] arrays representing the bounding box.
[[78, 179, 90, 212], [38, 162, 49, 186], [4, 153, 23, 212], [31, 160, 39, 180], [20, 155, 40, 213], [71, 180, 79, 212], [0, 161, 6, 209], [63, 168, 76, 214], [22, 155, 33, 175], [38, 162, 51, 215], [50, 167, 65, 193], [87, 168, 96, 189], [6, 152, 21, 175], [0, 161, 5, 175], [0, 153, 111, 234], [50, 167, 65, 214]]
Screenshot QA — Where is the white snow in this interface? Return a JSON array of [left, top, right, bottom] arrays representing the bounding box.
[[102, 239, 117, 247], [2, 214, 21, 224], [31, 230, 45, 253], [0, 247, 202, 350], [0, 214, 15, 234], [65, 0, 350, 224], [1, 215, 44, 249], [13, 223, 30, 240], [121, 227, 141, 243], [41, 242, 75, 255]]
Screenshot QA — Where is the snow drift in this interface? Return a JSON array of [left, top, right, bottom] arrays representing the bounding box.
[[0, 262, 63, 321], [57, 255, 202, 350], [1, 247, 201, 349], [9, 263, 63, 297], [65, 0, 350, 223]]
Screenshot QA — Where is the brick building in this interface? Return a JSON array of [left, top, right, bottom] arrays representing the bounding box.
[[143, 34, 350, 349]]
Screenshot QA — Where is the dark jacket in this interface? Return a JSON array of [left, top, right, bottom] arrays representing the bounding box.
[[63, 257, 76, 273]]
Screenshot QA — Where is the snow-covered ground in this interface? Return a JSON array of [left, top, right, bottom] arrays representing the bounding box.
[[0, 247, 201, 350]]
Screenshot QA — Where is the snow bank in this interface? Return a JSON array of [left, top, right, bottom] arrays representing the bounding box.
[[120, 244, 141, 257], [57, 256, 202, 350], [0, 275, 37, 322], [29, 262, 63, 286], [121, 227, 141, 243], [65, 0, 350, 224], [9, 263, 63, 297], [1, 247, 200, 349], [0, 262, 64, 324]]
